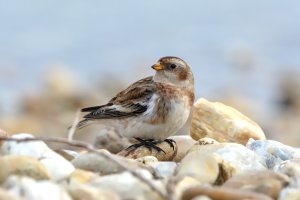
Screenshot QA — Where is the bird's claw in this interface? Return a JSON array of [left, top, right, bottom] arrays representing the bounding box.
[[125, 138, 166, 154], [164, 138, 176, 150]]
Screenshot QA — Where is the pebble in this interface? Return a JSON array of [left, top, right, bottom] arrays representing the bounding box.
[[86, 171, 164, 200], [222, 170, 289, 199], [0, 133, 75, 181], [71, 151, 151, 175], [190, 98, 266, 145], [150, 161, 177, 178], [67, 169, 101, 184], [247, 139, 300, 169], [274, 158, 300, 188], [0, 188, 22, 200], [0, 155, 50, 184], [172, 176, 202, 200], [169, 135, 197, 162], [279, 188, 300, 200], [136, 156, 177, 178], [189, 139, 266, 175], [176, 151, 220, 184], [55, 149, 80, 161], [3, 176, 72, 200]]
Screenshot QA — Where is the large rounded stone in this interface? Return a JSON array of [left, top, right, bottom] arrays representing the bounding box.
[[247, 139, 300, 169], [1, 133, 75, 181], [274, 158, 300, 188], [71, 151, 151, 175], [183, 138, 266, 184], [175, 151, 220, 184], [0, 155, 50, 184], [222, 170, 289, 199], [3, 176, 72, 200], [190, 98, 265, 145], [169, 135, 197, 162]]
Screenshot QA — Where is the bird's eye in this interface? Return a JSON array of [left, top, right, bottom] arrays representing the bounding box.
[[170, 64, 177, 69]]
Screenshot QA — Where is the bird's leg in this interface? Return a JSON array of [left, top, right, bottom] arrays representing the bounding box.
[[164, 138, 176, 150]]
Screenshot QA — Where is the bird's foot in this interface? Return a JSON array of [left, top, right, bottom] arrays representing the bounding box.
[[164, 138, 176, 150], [125, 138, 166, 154]]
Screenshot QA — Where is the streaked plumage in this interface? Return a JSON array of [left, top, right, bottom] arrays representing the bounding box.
[[77, 56, 194, 140]]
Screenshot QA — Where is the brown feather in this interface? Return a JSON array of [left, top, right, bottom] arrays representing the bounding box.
[[81, 76, 154, 120]]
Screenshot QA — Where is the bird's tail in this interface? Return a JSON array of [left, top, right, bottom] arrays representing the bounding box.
[[67, 119, 94, 130], [76, 119, 95, 129]]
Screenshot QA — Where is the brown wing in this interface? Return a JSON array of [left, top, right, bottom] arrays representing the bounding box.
[[81, 76, 155, 119]]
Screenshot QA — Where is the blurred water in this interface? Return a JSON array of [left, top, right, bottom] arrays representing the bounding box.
[[0, 0, 300, 119]]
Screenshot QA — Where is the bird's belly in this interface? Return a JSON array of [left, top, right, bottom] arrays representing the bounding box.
[[121, 100, 190, 140]]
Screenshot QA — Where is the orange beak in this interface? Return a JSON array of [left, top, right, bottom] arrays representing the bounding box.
[[151, 63, 163, 71]]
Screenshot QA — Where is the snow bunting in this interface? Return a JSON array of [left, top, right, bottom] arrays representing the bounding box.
[[77, 56, 194, 142]]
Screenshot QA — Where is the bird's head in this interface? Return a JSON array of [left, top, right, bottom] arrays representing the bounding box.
[[152, 56, 194, 91]]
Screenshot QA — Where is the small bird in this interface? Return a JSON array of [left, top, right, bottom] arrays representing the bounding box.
[[77, 56, 194, 149]]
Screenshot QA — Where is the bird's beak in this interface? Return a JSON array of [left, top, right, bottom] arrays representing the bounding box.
[[151, 63, 163, 71]]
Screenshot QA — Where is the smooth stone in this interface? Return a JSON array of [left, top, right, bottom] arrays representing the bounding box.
[[279, 188, 300, 200], [118, 140, 177, 161], [223, 170, 289, 199], [3, 176, 72, 200], [67, 184, 121, 200], [136, 156, 159, 165], [55, 149, 80, 161], [1, 133, 75, 181], [189, 140, 266, 176], [87, 171, 164, 200], [190, 98, 265, 145], [172, 177, 202, 200], [71, 151, 152, 175], [94, 128, 131, 154], [149, 161, 177, 178], [66, 170, 120, 200], [0, 155, 50, 184], [176, 151, 220, 184], [0, 188, 22, 200], [136, 156, 177, 178], [169, 135, 197, 162], [182, 186, 273, 200], [196, 138, 219, 146], [67, 169, 100, 184], [191, 196, 212, 200], [247, 139, 300, 169], [187, 138, 219, 154], [274, 158, 300, 188]]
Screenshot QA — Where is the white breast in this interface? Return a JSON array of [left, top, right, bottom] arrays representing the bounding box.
[[121, 94, 191, 140]]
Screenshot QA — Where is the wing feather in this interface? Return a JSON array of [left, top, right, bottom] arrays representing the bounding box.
[[81, 76, 154, 119]]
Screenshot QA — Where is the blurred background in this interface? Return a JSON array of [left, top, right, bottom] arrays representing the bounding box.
[[1, 1, 300, 146]]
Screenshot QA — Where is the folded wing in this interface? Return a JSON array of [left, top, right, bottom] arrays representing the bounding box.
[[81, 76, 154, 119]]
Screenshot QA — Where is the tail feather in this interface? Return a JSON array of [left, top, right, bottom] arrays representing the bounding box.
[[67, 118, 96, 131], [81, 106, 102, 112], [76, 119, 95, 129]]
